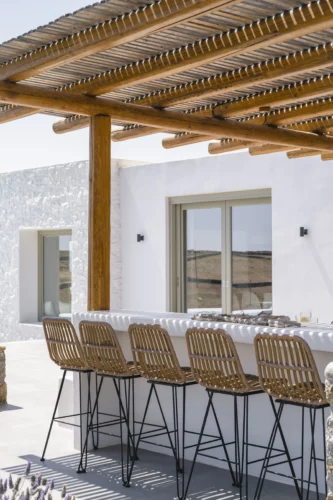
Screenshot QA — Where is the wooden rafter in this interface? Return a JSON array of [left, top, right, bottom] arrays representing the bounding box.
[[163, 94, 333, 149], [286, 149, 321, 159], [52, 39, 333, 137], [0, 0, 230, 83], [208, 140, 254, 154], [6, 0, 333, 129], [57, 0, 333, 97], [0, 104, 35, 124], [214, 74, 333, 119], [117, 71, 333, 144], [321, 152, 333, 160], [207, 115, 333, 155], [2, 81, 333, 151], [249, 145, 295, 155]]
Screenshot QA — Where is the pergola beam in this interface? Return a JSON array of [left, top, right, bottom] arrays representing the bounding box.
[[163, 93, 333, 149], [214, 74, 333, 119], [0, 0, 230, 83], [2, 81, 333, 151], [209, 115, 333, 155]]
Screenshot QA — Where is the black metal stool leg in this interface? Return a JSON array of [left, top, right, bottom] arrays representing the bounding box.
[[234, 395, 241, 487], [240, 395, 249, 500], [306, 407, 319, 500], [91, 372, 99, 450], [117, 379, 126, 487], [41, 369, 67, 462], [184, 390, 214, 499], [112, 377, 137, 487], [152, 384, 178, 463], [131, 377, 138, 461], [133, 383, 154, 454], [77, 376, 104, 473], [174, 385, 186, 500], [78, 372, 86, 471], [254, 402, 283, 500], [323, 407, 328, 497], [270, 398, 302, 500], [126, 382, 154, 485], [210, 395, 237, 486], [301, 406, 305, 500], [172, 386, 179, 471]]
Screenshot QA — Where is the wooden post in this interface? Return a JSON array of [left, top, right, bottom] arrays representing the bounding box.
[[88, 115, 111, 311]]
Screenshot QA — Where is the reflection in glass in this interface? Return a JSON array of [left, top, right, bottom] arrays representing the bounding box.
[[231, 204, 272, 313], [42, 234, 72, 318], [185, 208, 222, 313]]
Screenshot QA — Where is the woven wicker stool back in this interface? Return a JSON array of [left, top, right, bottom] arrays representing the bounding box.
[[128, 324, 186, 384], [79, 321, 134, 377], [254, 333, 327, 405], [186, 328, 252, 392], [43, 318, 88, 371]]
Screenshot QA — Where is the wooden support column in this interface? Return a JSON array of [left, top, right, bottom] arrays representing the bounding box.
[[88, 115, 111, 311]]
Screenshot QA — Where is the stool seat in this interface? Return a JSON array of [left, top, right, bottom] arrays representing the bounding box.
[[95, 361, 139, 378], [265, 380, 328, 406], [197, 373, 261, 393], [146, 366, 194, 385]]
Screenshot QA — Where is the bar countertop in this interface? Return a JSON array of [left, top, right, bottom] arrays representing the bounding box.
[[73, 310, 333, 353]]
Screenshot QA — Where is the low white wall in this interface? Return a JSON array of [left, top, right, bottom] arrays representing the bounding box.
[[121, 152, 333, 323], [0, 159, 126, 342]]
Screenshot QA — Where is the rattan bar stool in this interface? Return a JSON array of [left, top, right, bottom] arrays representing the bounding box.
[[254, 332, 329, 500], [41, 318, 98, 471], [77, 320, 140, 487], [185, 327, 264, 500], [128, 323, 197, 500]]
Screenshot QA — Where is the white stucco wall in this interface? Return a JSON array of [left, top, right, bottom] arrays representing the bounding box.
[[0, 158, 126, 342], [120, 151, 333, 323], [3, 150, 333, 340]]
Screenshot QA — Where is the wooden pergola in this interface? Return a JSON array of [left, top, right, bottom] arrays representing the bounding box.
[[2, 0, 333, 311]]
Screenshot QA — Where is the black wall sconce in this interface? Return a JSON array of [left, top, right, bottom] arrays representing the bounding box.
[[137, 234, 144, 242], [300, 227, 308, 237]]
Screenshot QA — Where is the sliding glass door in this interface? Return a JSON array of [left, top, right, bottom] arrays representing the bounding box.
[[175, 197, 272, 314], [184, 207, 223, 313], [227, 201, 272, 313]]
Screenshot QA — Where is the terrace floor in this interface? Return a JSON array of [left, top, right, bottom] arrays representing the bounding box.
[[0, 340, 324, 499]]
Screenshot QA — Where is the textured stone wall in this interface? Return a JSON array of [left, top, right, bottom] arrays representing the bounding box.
[[0, 347, 6, 404], [0, 159, 122, 342], [326, 363, 333, 499]]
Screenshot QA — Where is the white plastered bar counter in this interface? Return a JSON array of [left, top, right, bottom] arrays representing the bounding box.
[[72, 310, 333, 493]]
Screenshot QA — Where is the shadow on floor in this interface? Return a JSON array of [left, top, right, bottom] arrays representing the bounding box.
[[0, 403, 23, 412], [3, 447, 324, 500]]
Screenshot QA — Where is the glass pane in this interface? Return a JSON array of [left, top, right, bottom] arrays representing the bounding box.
[[185, 208, 222, 313], [42, 234, 72, 318], [231, 204, 272, 314]]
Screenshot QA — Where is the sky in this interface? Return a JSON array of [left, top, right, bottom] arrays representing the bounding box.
[[0, 0, 211, 173], [187, 205, 272, 252]]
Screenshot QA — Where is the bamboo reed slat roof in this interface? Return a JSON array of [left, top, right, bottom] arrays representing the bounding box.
[[2, 0, 333, 158]]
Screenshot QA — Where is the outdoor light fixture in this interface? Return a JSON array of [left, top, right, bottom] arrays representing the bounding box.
[[137, 234, 144, 242], [300, 227, 308, 237]]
